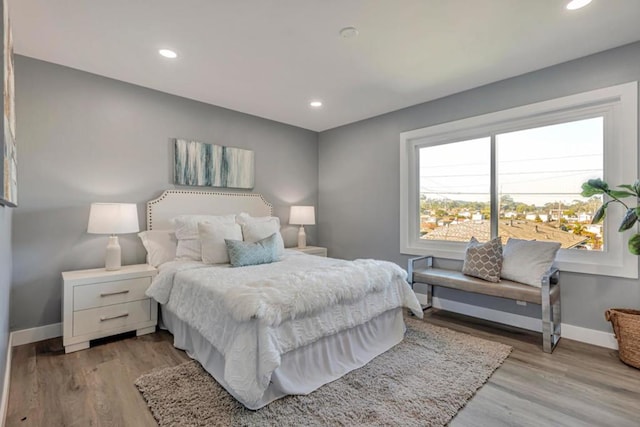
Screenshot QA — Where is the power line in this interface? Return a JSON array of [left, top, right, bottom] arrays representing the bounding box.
[[420, 191, 593, 196], [420, 168, 601, 179], [419, 153, 602, 169]]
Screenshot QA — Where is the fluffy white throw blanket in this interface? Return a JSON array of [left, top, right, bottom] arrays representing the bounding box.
[[223, 259, 408, 326]]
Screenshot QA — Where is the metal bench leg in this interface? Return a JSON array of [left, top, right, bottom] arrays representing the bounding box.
[[552, 287, 561, 350], [542, 305, 552, 353], [541, 275, 560, 353], [424, 284, 433, 310], [408, 256, 434, 312]]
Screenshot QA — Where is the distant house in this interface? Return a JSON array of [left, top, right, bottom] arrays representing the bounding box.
[[586, 224, 602, 236], [578, 213, 592, 222], [525, 213, 548, 222]]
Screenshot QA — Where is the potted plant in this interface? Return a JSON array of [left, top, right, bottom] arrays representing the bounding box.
[[581, 178, 640, 369]]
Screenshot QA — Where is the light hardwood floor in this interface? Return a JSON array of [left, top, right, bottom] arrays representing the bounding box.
[[5, 311, 640, 426]]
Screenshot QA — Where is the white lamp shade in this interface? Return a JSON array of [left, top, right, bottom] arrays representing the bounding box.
[[289, 206, 315, 225], [87, 203, 140, 234]]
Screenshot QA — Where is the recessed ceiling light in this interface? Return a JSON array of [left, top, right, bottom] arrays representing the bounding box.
[[158, 49, 178, 59], [339, 27, 359, 38], [566, 0, 592, 10], [309, 101, 323, 108]]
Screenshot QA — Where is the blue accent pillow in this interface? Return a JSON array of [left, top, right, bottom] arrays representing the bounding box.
[[225, 233, 280, 267]]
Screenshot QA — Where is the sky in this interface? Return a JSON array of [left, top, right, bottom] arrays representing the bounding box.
[[419, 117, 603, 207]]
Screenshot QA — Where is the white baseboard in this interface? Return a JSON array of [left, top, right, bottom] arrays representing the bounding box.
[[417, 294, 618, 350], [560, 323, 618, 350], [1, 332, 12, 427], [10, 323, 62, 347]]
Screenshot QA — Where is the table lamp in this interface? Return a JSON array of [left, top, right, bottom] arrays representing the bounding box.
[[87, 203, 140, 270], [289, 206, 315, 249]]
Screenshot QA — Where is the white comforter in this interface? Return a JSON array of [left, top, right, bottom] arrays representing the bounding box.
[[147, 251, 422, 407]]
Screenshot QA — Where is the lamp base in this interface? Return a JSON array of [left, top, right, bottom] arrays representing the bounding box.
[[297, 225, 307, 249], [105, 235, 122, 271]]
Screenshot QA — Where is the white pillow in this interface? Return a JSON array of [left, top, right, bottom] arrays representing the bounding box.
[[501, 238, 561, 287], [236, 213, 285, 257], [172, 214, 236, 239], [175, 240, 202, 261], [198, 222, 243, 264], [172, 214, 236, 260], [236, 212, 277, 226], [138, 230, 177, 267]]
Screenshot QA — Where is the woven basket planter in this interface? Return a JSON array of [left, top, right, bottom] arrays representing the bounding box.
[[605, 308, 640, 369]]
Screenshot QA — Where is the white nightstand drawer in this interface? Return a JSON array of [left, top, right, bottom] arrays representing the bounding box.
[[73, 299, 152, 337], [73, 277, 152, 311]]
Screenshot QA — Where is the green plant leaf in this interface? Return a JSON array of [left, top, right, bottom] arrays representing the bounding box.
[[618, 184, 638, 196], [633, 180, 640, 195], [629, 234, 640, 255], [609, 190, 636, 199], [591, 204, 606, 224], [581, 178, 611, 197], [588, 178, 609, 191], [580, 182, 603, 197], [618, 208, 638, 231]]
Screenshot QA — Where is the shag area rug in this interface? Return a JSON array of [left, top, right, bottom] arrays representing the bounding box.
[[135, 317, 512, 426]]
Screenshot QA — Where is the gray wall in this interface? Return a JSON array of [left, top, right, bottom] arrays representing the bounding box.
[[318, 41, 640, 333], [0, 207, 11, 404], [12, 56, 318, 330]]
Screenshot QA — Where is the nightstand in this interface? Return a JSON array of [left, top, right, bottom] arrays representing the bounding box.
[[294, 246, 328, 257], [62, 264, 158, 353]]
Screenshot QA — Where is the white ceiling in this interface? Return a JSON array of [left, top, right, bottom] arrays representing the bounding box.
[[9, 0, 640, 132]]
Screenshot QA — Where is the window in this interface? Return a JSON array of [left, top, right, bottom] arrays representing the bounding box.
[[419, 138, 491, 243], [401, 82, 638, 278]]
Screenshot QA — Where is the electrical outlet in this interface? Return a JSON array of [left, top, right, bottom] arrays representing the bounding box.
[[516, 300, 527, 306]]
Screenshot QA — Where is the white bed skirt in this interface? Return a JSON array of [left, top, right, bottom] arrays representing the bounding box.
[[161, 306, 406, 409]]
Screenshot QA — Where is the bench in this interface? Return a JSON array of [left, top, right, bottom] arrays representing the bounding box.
[[408, 255, 561, 353]]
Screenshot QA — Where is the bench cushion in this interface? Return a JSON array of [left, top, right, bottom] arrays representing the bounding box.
[[413, 268, 559, 305]]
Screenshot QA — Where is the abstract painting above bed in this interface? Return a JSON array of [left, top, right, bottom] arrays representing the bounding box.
[[174, 138, 254, 189]]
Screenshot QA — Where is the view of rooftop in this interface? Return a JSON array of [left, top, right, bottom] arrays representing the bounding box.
[[419, 195, 603, 250]]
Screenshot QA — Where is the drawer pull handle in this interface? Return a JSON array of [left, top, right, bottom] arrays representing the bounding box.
[[100, 290, 130, 297], [100, 313, 129, 322]]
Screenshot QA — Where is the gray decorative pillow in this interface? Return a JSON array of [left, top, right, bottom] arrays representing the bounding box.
[[225, 233, 280, 267], [501, 238, 560, 287], [462, 237, 503, 282]]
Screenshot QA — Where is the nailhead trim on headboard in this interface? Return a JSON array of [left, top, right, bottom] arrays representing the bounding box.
[[146, 190, 274, 230]]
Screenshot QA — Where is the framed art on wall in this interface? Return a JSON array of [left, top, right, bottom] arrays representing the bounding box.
[[0, 0, 16, 207], [174, 138, 254, 190]]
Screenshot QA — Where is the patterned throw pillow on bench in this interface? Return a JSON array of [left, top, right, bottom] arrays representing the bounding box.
[[462, 236, 503, 283]]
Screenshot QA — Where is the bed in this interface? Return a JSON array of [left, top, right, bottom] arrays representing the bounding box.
[[143, 190, 423, 409]]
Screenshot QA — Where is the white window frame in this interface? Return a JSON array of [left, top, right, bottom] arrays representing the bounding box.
[[400, 82, 638, 279]]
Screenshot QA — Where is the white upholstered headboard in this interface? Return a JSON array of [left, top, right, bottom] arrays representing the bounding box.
[[146, 190, 273, 230]]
